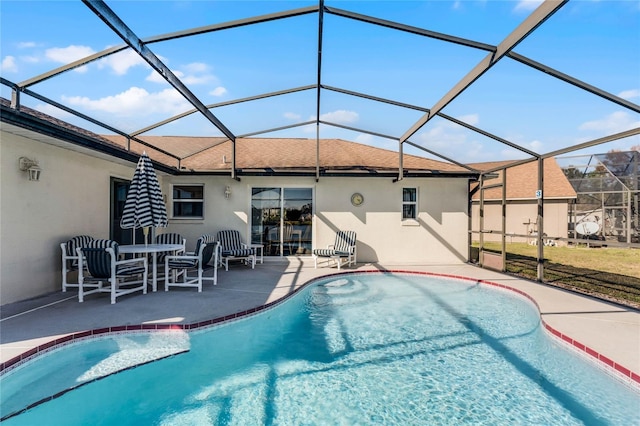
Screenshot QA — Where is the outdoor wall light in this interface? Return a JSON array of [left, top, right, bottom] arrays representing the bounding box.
[[224, 185, 232, 199], [18, 157, 41, 181]]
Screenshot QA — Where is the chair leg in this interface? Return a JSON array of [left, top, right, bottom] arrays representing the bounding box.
[[111, 277, 117, 304], [62, 264, 68, 292]]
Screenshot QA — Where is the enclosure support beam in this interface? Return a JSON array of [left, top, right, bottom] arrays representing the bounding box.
[[501, 168, 507, 272], [315, 0, 325, 182], [479, 174, 485, 267], [537, 158, 545, 282]]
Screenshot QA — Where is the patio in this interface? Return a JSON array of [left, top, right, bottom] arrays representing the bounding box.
[[1, 261, 638, 387]]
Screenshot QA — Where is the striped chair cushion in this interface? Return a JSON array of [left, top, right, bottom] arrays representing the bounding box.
[[166, 237, 207, 269], [81, 239, 118, 279], [167, 259, 198, 269], [155, 233, 184, 245], [216, 230, 244, 251], [222, 248, 253, 257], [335, 231, 357, 252], [116, 264, 147, 276], [200, 234, 216, 244], [155, 233, 185, 262], [199, 236, 217, 266], [66, 235, 94, 268], [313, 248, 350, 257], [313, 231, 356, 257]]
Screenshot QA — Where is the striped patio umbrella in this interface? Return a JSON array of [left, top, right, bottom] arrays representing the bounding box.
[[120, 152, 168, 242]]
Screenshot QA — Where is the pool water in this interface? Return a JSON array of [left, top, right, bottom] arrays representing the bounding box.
[[2, 273, 639, 425]]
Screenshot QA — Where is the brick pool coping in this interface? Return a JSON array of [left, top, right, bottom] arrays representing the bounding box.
[[2, 270, 638, 388]]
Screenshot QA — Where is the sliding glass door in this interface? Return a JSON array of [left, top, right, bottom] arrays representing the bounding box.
[[251, 187, 313, 256]]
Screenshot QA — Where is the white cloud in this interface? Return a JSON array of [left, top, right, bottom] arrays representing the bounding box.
[[579, 111, 640, 134], [146, 62, 220, 88], [1, 56, 17, 73], [183, 62, 209, 73], [46, 45, 95, 64], [319, 110, 359, 124], [284, 112, 301, 120], [98, 50, 147, 75], [62, 87, 190, 117], [529, 139, 543, 151], [618, 89, 640, 100], [146, 69, 174, 83], [210, 87, 227, 97], [514, 0, 544, 12], [17, 41, 37, 49], [45, 45, 96, 73], [355, 133, 373, 144], [183, 74, 215, 85]]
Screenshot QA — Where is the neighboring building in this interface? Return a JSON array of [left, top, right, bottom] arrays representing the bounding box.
[[469, 159, 577, 245], [1, 99, 477, 304]]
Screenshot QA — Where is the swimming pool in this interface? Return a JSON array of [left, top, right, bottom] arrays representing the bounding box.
[[2, 273, 639, 424]]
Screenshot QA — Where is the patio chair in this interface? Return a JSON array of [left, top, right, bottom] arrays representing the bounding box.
[[153, 232, 186, 279], [313, 230, 357, 270], [60, 235, 94, 292], [154, 233, 186, 263], [165, 237, 219, 292], [77, 239, 147, 304], [216, 230, 256, 271]]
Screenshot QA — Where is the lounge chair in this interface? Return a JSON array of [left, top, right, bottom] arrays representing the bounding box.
[[216, 230, 256, 271], [77, 239, 147, 304], [164, 236, 219, 292], [60, 235, 94, 292], [313, 230, 357, 270]]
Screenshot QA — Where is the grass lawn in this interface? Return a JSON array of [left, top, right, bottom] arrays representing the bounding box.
[[474, 242, 640, 309]]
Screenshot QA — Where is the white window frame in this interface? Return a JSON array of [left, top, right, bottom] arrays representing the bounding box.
[[402, 187, 418, 223], [171, 184, 204, 220]]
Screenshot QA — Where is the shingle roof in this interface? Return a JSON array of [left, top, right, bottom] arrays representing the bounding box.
[[469, 158, 577, 200], [101, 135, 471, 174]]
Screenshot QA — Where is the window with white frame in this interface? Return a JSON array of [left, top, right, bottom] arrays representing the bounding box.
[[402, 188, 417, 220], [172, 184, 204, 219]]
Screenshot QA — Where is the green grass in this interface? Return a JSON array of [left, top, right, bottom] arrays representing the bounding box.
[[473, 242, 640, 309]]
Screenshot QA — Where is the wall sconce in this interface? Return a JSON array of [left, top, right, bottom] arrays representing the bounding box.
[[224, 185, 231, 199], [19, 157, 41, 181]]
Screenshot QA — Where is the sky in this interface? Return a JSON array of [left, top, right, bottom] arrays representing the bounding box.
[[1, 0, 639, 164]]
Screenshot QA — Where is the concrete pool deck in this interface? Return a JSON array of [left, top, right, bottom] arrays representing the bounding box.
[[1, 261, 638, 386]]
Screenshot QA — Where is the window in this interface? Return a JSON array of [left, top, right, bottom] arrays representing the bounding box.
[[251, 187, 313, 256], [402, 188, 417, 220], [172, 185, 204, 219]]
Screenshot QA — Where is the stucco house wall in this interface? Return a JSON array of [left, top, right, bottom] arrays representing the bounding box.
[[1, 130, 137, 304], [165, 175, 470, 264], [2, 128, 470, 304]]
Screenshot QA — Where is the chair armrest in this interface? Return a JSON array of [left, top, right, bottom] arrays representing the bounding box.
[[165, 254, 198, 262]]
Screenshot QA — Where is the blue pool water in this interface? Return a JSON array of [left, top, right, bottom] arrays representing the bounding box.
[[2, 273, 639, 425]]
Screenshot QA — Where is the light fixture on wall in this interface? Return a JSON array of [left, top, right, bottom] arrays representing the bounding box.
[[19, 157, 41, 181], [224, 185, 231, 199]]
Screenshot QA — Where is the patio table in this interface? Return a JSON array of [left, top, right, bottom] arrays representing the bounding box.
[[119, 244, 184, 292]]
